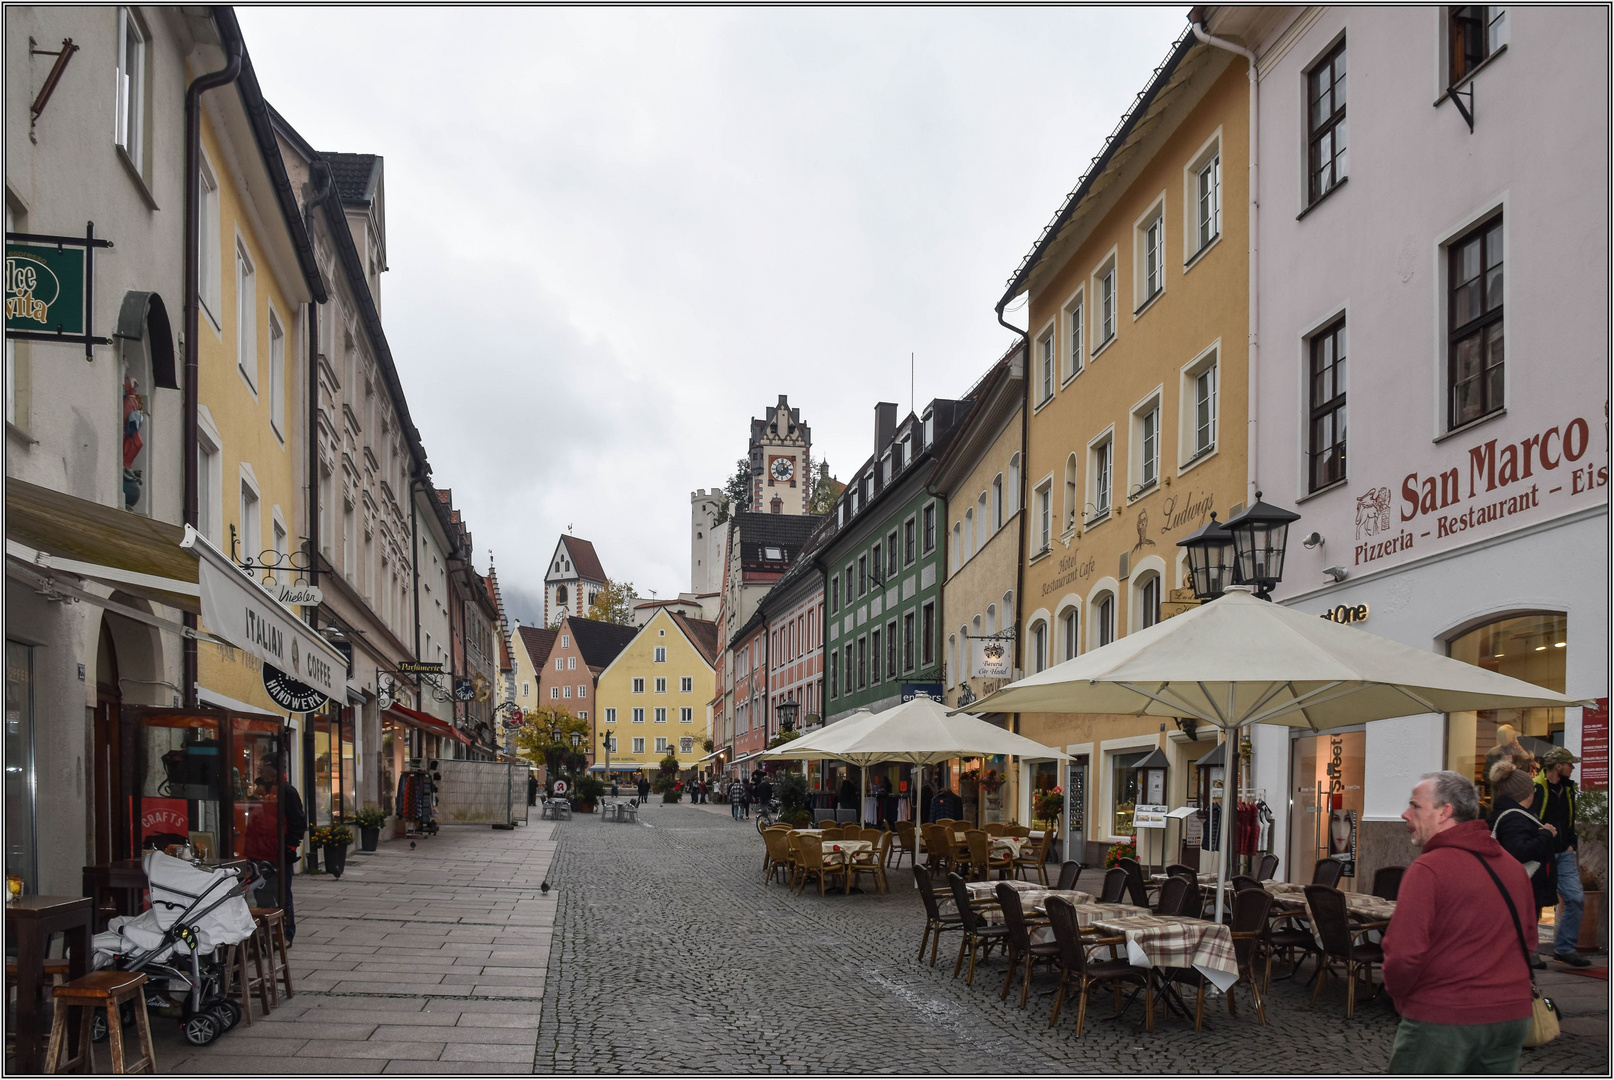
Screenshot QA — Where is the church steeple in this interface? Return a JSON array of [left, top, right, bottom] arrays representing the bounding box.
[[748, 394, 811, 515]]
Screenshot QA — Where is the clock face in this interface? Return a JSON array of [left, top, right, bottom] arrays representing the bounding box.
[[769, 456, 794, 482]]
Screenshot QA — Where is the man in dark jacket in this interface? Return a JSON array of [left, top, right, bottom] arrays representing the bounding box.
[[251, 762, 306, 946], [1489, 757, 1558, 942], [1534, 747, 1589, 965], [1383, 771, 1535, 1073]]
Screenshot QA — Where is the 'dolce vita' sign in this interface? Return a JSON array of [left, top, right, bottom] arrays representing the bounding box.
[[6, 242, 86, 335]]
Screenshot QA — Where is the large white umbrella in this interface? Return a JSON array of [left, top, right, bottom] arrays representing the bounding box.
[[965, 586, 1585, 918]]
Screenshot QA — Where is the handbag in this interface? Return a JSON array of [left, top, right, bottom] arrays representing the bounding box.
[[1489, 808, 1544, 877], [1468, 850, 1560, 1047]]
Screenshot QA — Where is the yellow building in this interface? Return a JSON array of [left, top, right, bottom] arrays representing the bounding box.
[[593, 610, 717, 775], [997, 32, 1248, 865], [192, 60, 324, 718]]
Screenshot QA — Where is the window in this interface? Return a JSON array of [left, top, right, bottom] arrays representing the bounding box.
[[1309, 319, 1348, 489], [1136, 206, 1164, 306], [1059, 606, 1079, 661], [1182, 350, 1218, 464], [680, 707, 693, 724], [860, 555, 871, 596], [632, 707, 645, 724], [563, 686, 571, 699], [991, 477, 1004, 529], [679, 737, 694, 756], [579, 711, 587, 721], [1037, 329, 1055, 404], [1132, 398, 1160, 493], [606, 707, 616, 724], [551, 686, 560, 700], [577, 685, 587, 699], [1194, 151, 1221, 253], [904, 517, 916, 564], [560, 635, 570, 648], [567, 657, 577, 670], [1095, 593, 1116, 647], [198, 155, 221, 323], [903, 610, 915, 671], [856, 636, 868, 690], [1090, 436, 1113, 520], [267, 308, 286, 437], [1063, 455, 1078, 534], [239, 476, 260, 557], [1307, 41, 1347, 205], [887, 530, 899, 576], [655, 737, 669, 754], [1112, 750, 1148, 836], [922, 503, 936, 553], [1064, 296, 1084, 381], [1031, 620, 1048, 673], [921, 600, 935, 666], [829, 649, 839, 698], [844, 645, 854, 695], [235, 242, 256, 389], [680, 676, 693, 693], [1448, 217, 1505, 428], [654, 677, 666, 694], [1096, 260, 1117, 347], [632, 678, 644, 694], [960, 511, 972, 563], [1139, 573, 1161, 631], [947, 635, 957, 687], [522, 681, 530, 697], [1035, 482, 1051, 554], [555, 658, 564, 671], [655, 708, 667, 723], [1007, 454, 1020, 512], [870, 629, 882, 685], [115, 8, 147, 175], [831, 575, 840, 613], [871, 542, 883, 584], [1449, 6, 1507, 84], [886, 620, 897, 679], [196, 426, 221, 543], [950, 523, 962, 573], [654, 646, 666, 663]]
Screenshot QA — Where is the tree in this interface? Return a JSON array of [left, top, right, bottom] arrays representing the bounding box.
[[585, 578, 637, 625], [511, 707, 591, 778], [715, 456, 751, 523], [806, 460, 843, 515]]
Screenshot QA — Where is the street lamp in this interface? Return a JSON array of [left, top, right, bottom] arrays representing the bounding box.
[[776, 699, 799, 735], [1176, 513, 1238, 601], [1223, 491, 1301, 600]]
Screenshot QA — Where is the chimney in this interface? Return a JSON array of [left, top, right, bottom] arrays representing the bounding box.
[[874, 402, 898, 455]]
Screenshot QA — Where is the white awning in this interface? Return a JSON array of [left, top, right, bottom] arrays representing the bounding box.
[[182, 526, 346, 702], [196, 685, 284, 719]]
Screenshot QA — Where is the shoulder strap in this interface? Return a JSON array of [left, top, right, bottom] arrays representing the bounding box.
[[1490, 806, 1537, 836], [1466, 848, 1536, 984]]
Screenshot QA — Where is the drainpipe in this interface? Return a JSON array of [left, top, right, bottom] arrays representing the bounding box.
[[1189, 16, 1260, 503], [182, 29, 243, 708], [410, 478, 423, 660], [995, 301, 1030, 740], [303, 162, 335, 597]]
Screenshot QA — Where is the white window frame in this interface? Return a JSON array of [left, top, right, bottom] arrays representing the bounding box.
[[680, 676, 693, 693], [267, 304, 286, 438], [1062, 454, 1078, 536], [654, 677, 667, 694], [991, 475, 1004, 529], [238, 464, 261, 560], [1135, 570, 1162, 632], [1128, 387, 1163, 500], [679, 737, 695, 756], [1062, 288, 1085, 384], [633, 707, 645, 724], [632, 737, 645, 754], [1092, 249, 1119, 354], [1178, 342, 1220, 472], [114, 8, 148, 177], [655, 707, 667, 724], [196, 406, 223, 544], [1030, 619, 1049, 674], [235, 237, 257, 392], [1035, 321, 1056, 407], [198, 153, 222, 328], [1133, 195, 1166, 311], [680, 707, 693, 724], [1058, 602, 1080, 661], [1091, 588, 1117, 649], [1087, 426, 1115, 524], [1183, 130, 1223, 265], [632, 677, 644, 693], [653, 646, 667, 663], [1033, 478, 1053, 556]]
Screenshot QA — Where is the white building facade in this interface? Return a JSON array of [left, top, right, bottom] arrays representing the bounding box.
[[1203, 5, 1610, 887]]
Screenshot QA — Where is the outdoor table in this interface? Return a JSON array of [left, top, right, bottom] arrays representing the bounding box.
[[1148, 871, 1221, 886], [1022, 888, 1094, 912], [818, 839, 873, 866], [6, 895, 93, 1073], [1092, 912, 1240, 994], [1266, 883, 1396, 925], [1055, 901, 1148, 928]]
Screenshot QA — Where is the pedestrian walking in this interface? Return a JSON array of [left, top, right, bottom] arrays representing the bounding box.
[[1383, 770, 1536, 1073], [729, 777, 745, 820], [755, 774, 774, 808], [527, 772, 538, 807], [1533, 747, 1590, 966], [637, 775, 651, 806], [1489, 757, 1559, 956], [742, 779, 755, 819]]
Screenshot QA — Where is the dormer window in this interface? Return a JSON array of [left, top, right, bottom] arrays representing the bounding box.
[[922, 411, 934, 448], [764, 546, 783, 560]]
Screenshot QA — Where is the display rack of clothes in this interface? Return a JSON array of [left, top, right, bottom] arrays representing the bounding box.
[[396, 760, 440, 837]]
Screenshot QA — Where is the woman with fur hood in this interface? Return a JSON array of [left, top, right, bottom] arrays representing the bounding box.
[[1489, 756, 1559, 929]]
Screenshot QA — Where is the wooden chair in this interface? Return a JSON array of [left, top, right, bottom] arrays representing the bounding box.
[[1224, 887, 1274, 1026], [250, 907, 295, 1004], [996, 882, 1059, 1008], [793, 838, 847, 896], [1307, 885, 1383, 1019], [888, 821, 916, 870], [922, 823, 953, 876], [1014, 828, 1057, 885], [1044, 896, 1149, 1035], [913, 866, 964, 966], [1054, 860, 1084, 892], [1370, 866, 1406, 902], [1256, 853, 1280, 881], [762, 827, 794, 885], [1311, 858, 1344, 888], [850, 832, 893, 894], [1098, 866, 1129, 904], [44, 971, 155, 1074], [947, 872, 1009, 985]]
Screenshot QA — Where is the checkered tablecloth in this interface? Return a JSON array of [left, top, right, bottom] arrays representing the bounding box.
[[1149, 871, 1220, 886], [1058, 901, 1149, 928], [1092, 913, 1240, 991], [1020, 888, 1093, 912], [1266, 883, 1396, 924]]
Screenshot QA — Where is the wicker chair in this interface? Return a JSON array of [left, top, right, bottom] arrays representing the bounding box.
[[1256, 853, 1280, 881], [1154, 875, 1193, 917], [762, 827, 794, 885], [1117, 858, 1151, 908], [913, 866, 963, 966], [922, 823, 954, 876], [1311, 858, 1344, 888], [819, 826, 844, 842], [984, 822, 1011, 837], [1044, 896, 1149, 1034], [948, 872, 1009, 985], [1006, 824, 1032, 838], [1165, 862, 1198, 881], [996, 881, 1059, 1008], [850, 832, 893, 894], [1307, 885, 1384, 1018], [816, 819, 839, 829], [1054, 860, 1084, 892], [965, 829, 1012, 881], [793, 837, 847, 897], [1224, 886, 1274, 1025], [1013, 828, 1057, 885], [1230, 874, 1263, 895], [1098, 866, 1129, 904], [889, 821, 916, 870], [1370, 866, 1405, 902]]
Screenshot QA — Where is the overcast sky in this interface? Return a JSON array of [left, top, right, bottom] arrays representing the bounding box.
[[238, 5, 1189, 624]]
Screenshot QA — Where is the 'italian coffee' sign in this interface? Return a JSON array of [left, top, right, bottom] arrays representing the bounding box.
[[263, 664, 329, 713]]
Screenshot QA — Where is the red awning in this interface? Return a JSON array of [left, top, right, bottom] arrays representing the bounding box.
[[384, 704, 472, 746]]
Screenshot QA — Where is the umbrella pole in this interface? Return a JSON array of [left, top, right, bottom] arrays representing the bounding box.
[[1213, 726, 1235, 924]]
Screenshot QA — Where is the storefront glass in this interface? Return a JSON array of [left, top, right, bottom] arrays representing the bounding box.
[[340, 714, 357, 817], [6, 641, 38, 891], [1446, 612, 1567, 800], [133, 713, 223, 858], [1290, 729, 1365, 883], [1111, 750, 1147, 836], [231, 716, 284, 860], [312, 714, 333, 826]]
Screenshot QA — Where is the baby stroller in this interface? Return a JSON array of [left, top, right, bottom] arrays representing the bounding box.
[[91, 850, 265, 1046]]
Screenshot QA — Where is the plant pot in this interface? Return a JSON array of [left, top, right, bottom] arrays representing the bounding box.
[[575, 800, 595, 814], [304, 848, 320, 874], [322, 842, 348, 879], [1578, 889, 1603, 951], [359, 826, 380, 852]]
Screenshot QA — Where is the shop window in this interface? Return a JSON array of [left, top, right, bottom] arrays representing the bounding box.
[[1111, 750, 1148, 836], [5, 642, 37, 891], [1291, 729, 1365, 880], [1446, 612, 1567, 804]]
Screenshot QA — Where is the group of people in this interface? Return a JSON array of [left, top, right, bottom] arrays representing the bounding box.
[[1383, 726, 1588, 1074], [727, 774, 775, 819]]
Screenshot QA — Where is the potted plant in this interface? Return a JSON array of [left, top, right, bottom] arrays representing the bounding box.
[[654, 753, 682, 802], [1033, 786, 1065, 830], [354, 804, 387, 852], [1577, 787, 1608, 951], [1104, 838, 1137, 869], [310, 824, 354, 878], [571, 773, 604, 814]]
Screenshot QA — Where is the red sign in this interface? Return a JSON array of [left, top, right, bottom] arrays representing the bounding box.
[[140, 798, 190, 845], [1581, 698, 1609, 790]]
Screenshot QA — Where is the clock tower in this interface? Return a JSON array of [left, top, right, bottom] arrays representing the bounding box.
[[748, 395, 812, 515]]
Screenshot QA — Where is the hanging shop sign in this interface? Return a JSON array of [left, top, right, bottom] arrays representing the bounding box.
[[274, 583, 322, 606], [974, 636, 1013, 679], [5, 225, 113, 358], [377, 674, 394, 710], [454, 678, 474, 701], [263, 664, 329, 713], [398, 661, 444, 675]]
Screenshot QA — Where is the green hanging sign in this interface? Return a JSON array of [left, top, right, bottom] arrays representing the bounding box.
[[5, 223, 112, 358]]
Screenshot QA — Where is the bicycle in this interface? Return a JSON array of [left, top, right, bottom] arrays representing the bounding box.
[[754, 799, 783, 834]]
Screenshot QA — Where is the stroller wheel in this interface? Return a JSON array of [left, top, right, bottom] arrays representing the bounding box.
[[181, 1011, 220, 1046], [90, 1011, 110, 1043], [216, 999, 243, 1030]]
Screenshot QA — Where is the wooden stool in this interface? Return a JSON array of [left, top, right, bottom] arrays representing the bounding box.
[[250, 907, 295, 1002], [7, 961, 72, 1058], [43, 970, 155, 1074], [224, 929, 272, 1023]]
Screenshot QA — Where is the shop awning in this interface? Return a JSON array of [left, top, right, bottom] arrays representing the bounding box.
[[696, 748, 727, 763], [197, 685, 284, 719], [588, 763, 643, 772], [384, 703, 472, 746]]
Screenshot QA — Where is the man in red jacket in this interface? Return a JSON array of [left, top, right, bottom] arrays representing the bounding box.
[[1383, 770, 1536, 1073]]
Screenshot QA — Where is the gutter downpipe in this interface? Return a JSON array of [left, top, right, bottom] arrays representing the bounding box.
[[303, 162, 335, 602], [411, 478, 423, 660], [995, 299, 1031, 830], [1190, 16, 1258, 924], [182, 29, 243, 709]]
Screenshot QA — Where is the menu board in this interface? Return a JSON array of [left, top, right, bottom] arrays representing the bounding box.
[[1582, 699, 1609, 790]]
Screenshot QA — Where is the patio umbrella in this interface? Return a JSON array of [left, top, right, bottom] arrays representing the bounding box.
[[963, 586, 1585, 918]]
